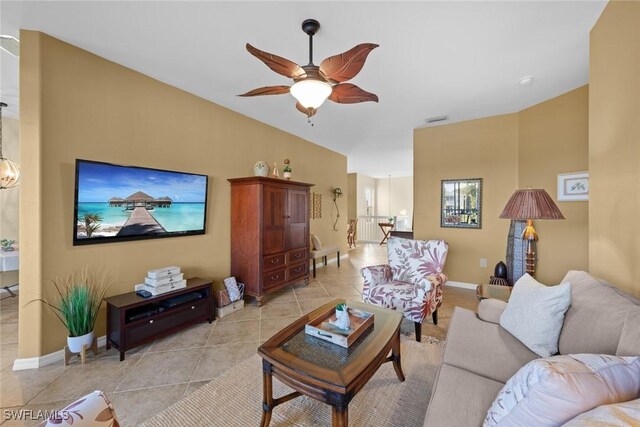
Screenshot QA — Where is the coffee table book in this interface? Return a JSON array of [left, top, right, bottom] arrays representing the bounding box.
[[305, 307, 374, 348]]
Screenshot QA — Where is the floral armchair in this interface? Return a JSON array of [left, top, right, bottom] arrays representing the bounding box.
[[361, 237, 448, 342]]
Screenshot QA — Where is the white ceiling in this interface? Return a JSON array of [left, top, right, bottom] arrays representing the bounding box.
[[0, 1, 607, 177]]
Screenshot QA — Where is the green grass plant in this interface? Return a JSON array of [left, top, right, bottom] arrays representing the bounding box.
[[29, 268, 113, 337]]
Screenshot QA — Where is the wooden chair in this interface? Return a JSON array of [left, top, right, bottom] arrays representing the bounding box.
[[347, 219, 358, 248]]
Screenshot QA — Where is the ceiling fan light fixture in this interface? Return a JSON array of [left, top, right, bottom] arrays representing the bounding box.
[[290, 79, 332, 109]]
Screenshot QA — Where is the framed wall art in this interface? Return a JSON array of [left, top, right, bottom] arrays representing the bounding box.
[[441, 178, 482, 229], [557, 172, 589, 201]]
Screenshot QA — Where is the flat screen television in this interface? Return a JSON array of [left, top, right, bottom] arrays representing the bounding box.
[[73, 159, 208, 245]]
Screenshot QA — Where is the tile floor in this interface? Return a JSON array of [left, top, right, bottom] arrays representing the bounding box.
[[0, 244, 477, 426]]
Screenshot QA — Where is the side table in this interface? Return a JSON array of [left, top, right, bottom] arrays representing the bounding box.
[[476, 283, 512, 302], [378, 223, 394, 245]]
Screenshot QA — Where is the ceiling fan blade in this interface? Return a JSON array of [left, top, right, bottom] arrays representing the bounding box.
[[319, 43, 379, 83], [238, 86, 291, 97], [295, 102, 316, 118], [246, 44, 306, 79], [329, 83, 379, 104]]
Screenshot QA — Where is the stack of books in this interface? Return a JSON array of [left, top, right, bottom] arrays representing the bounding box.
[[134, 266, 186, 296]]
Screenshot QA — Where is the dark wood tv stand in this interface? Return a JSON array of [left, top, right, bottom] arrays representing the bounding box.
[[105, 277, 213, 361]]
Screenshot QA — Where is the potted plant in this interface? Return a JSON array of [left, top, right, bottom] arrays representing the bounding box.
[[29, 268, 113, 353]]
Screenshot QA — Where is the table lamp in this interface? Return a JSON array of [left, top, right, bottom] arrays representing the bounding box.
[[499, 189, 564, 277]]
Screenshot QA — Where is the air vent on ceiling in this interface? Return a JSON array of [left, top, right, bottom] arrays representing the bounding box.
[[425, 115, 449, 124]]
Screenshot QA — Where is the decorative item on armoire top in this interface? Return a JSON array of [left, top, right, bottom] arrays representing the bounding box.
[[0, 102, 20, 189], [253, 160, 269, 177], [283, 159, 292, 180], [272, 162, 280, 178], [332, 187, 343, 231], [500, 188, 565, 277]]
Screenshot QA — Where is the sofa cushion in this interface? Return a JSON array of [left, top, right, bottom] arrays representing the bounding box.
[[617, 309, 640, 356], [424, 363, 504, 427], [477, 299, 507, 324], [443, 307, 538, 384], [558, 270, 640, 355], [484, 354, 640, 427], [500, 274, 571, 357], [562, 398, 640, 426], [362, 281, 420, 313]]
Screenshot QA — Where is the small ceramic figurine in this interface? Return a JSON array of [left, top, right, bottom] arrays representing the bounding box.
[[272, 162, 280, 178], [283, 159, 292, 180], [335, 303, 351, 330], [253, 160, 269, 177]]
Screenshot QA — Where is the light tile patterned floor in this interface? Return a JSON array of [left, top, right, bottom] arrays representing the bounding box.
[[0, 244, 477, 426]]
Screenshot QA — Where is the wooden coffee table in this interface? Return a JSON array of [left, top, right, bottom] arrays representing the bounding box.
[[258, 299, 404, 427]]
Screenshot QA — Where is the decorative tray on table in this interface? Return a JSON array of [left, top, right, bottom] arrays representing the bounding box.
[[305, 307, 374, 348]]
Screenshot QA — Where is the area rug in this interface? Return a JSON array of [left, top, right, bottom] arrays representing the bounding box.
[[141, 337, 444, 427]]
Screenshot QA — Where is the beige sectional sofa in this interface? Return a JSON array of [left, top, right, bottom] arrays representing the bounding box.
[[424, 270, 640, 426]]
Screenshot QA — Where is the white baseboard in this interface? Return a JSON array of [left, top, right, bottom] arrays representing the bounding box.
[[445, 281, 477, 290], [13, 335, 107, 371]]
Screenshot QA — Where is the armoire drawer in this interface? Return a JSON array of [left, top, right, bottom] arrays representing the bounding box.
[[263, 269, 286, 289], [287, 248, 308, 263], [264, 253, 286, 271], [288, 262, 308, 281]]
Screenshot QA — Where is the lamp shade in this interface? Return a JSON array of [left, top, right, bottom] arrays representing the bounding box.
[[290, 79, 332, 109], [499, 189, 564, 220]]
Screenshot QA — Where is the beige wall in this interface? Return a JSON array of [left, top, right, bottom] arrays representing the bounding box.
[[414, 86, 589, 285], [347, 173, 357, 222], [589, 1, 640, 297], [0, 117, 19, 243], [356, 173, 376, 216], [375, 176, 413, 230], [18, 31, 348, 357], [414, 114, 519, 284], [518, 86, 589, 285], [0, 117, 19, 289]]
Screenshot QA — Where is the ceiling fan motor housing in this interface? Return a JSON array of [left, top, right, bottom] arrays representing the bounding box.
[[301, 19, 320, 36]]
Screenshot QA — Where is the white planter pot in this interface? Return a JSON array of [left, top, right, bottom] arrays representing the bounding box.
[[254, 161, 269, 177], [67, 331, 94, 353], [283, 171, 292, 180]]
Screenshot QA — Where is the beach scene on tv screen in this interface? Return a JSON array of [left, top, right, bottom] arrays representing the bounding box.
[[76, 162, 207, 239]]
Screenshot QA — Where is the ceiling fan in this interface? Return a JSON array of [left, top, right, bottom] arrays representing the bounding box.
[[239, 19, 379, 121]]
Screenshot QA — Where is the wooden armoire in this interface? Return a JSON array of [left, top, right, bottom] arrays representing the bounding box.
[[228, 177, 313, 305]]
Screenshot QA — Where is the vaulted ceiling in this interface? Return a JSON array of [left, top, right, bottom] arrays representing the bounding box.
[[1, 1, 607, 177]]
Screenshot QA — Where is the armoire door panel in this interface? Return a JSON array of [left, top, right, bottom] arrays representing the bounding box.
[[288, 189, 309, 249], [263, 186, 287, 254]]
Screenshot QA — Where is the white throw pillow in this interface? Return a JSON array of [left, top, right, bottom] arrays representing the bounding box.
[[311, 234, 322, 251], [485, 354, 640, 427], [500, 274, 571, 357], [562, 398, 640, 426]]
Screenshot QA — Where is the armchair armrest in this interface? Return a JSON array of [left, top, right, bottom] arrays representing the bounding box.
[[414, 273, 448, 297], [361, 264, 392, 296]]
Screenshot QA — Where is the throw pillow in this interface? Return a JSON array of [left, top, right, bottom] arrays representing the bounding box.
[[311, 234, 322, 251], [616, 309, 640, 357], [484, 354, 640, 427], [499, 274, 571, 357], [223, 276, 241, 302], [562, 398, 640, 426], [39, 390, 120, 426]]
